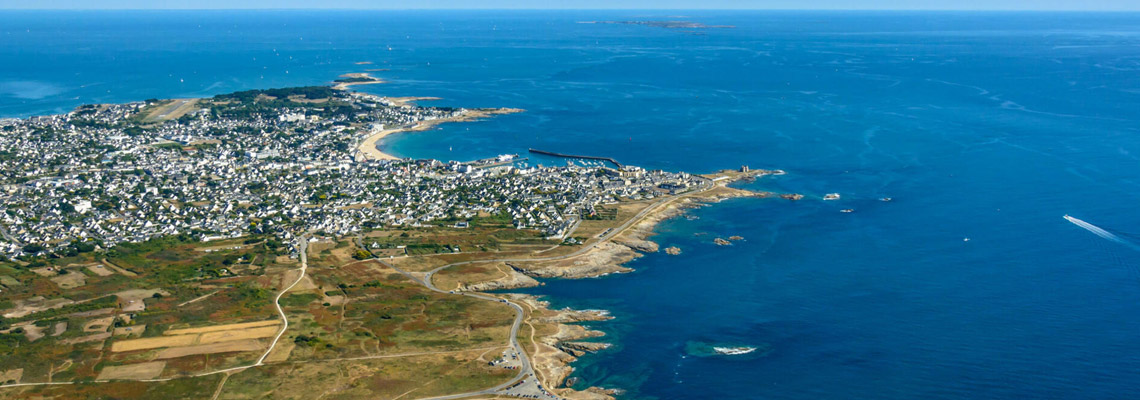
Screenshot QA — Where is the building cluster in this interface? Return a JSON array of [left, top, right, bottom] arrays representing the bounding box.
[[0, 88, 705, 257]]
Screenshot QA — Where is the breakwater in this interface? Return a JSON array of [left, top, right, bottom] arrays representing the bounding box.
[[528, 149, 623, 168]]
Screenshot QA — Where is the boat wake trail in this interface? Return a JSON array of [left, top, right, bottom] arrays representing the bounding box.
[[1064, 215, 1140, 251]]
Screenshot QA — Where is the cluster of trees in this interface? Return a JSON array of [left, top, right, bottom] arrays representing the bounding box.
[[333, 77, 378, 83], [213, 86, 339, 102], [352, 249, 373, 260], [293, 334, 331, 348]]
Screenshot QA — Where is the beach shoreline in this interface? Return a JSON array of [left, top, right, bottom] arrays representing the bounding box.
[[331, 72, 385, 90], [356, 106, 524, 161]]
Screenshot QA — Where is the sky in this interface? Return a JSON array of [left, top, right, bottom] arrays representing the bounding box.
[[0, 0, 1138, 11]]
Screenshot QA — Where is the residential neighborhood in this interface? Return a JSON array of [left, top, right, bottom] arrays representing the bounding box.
[[0, 86, 705, 258]]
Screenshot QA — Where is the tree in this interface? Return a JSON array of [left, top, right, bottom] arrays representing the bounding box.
[[352, 250, 372, 260], [22, 243, 45, 254]]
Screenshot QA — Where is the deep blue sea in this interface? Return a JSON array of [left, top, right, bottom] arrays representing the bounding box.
[[4, 10, 1140, 399]]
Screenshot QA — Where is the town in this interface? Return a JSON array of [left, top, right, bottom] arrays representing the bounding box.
[[0, 86, 706, 259]]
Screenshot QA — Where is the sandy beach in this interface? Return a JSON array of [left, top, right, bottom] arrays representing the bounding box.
[[356, 106, 524, 161], [331, 72, 385, 90]]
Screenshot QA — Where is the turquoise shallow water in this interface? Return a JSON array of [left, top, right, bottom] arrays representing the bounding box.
[[4, 10, 1140, 399]]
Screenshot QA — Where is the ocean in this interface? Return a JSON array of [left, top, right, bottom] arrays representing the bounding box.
[[3, 10, 1140, 399]]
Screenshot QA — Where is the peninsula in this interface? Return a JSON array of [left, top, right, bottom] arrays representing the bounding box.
[[0, 79, 793, 399]]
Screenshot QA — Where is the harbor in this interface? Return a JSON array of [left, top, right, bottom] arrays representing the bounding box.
[[528, 148, 623, 168]]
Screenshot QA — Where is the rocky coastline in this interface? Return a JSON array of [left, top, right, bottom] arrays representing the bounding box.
[[460, 171, 799, 398]]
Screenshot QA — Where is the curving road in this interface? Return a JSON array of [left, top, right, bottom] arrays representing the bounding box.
[[387, 180, 715, 400], [256, 235, 309, 366], [0, 180, 717, 396], [0, 234, 312, 391]]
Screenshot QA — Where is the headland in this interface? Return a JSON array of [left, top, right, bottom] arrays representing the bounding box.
[[0, 73, 794, 400]]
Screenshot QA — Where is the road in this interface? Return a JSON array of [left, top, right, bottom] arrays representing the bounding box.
[[0, 234, 312, 391], [0, 180, 717, 395], [257, 235, 309, 366], [387, 180, 715, 400]]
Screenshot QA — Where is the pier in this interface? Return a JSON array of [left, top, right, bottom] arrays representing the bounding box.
[[528, 148, 623, 168]]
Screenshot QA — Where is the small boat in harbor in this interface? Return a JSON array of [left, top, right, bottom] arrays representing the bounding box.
[[880, 197, 892, 202], [840, 209, 854, 213]]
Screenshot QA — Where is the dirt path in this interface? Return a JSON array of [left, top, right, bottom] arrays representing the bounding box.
[[209, 372, 230, 400], [100, 258, 138, 277], [177, 291, 219, 307]]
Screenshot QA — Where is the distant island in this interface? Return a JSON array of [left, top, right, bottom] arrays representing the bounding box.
[[331, 72, 384, 90], [579, 20, 736, 29]]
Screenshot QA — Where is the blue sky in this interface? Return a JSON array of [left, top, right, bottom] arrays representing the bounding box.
[[1, 0, 1138, 11]]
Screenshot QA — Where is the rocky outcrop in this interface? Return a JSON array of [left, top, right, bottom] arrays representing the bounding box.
[[584, 387, 623, 398], [559, 341, 612, 356], [509, 174, 800, 400], [541, 308, 614, 324], [456, 267, 539, 292], [614, 237, 658, 253], [515, 242, 638, 279]]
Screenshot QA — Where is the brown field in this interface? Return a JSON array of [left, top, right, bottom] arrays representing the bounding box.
[[0, 368, 22, 384], [63, 332, 111, 345], [155, 339, 264, 359], [217, 349, 514, 400], [113, 324, 146, 338], [50, 272, 86, 289], [0, 375, 221, 399], [21, 323, 45, 340], [140, 98, 199, 123], [164, 320, 280, 336], [96, 361, 166, 380], [85, 264, 116, 276], [198, 325, 279, 344], [3, 297, 75, 319], [432, 262, 512, 291], [111, 334, 198, 352], [114, 320, 283, 353], [29, 267, 56, 277], [0, 275, 20, 286], [99, 258, 138, 277]]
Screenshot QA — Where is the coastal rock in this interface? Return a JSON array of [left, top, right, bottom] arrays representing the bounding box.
[[516, 241, 638, 279], [613, 200, 692, 249], [456, 267, 539, 292], [511, 174, 801, 400], [548, 324, 606, 343], [585, 387, 623, 398], [559, 341, 612, 356], [728, 236, 744, 241], [615, 237, 659, 253], [542, 308, 614, 324], [780, 193, 804, 201]]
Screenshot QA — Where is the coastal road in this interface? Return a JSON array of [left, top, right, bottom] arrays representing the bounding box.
[[384, 180, 716, 400], [379, 259, 539, 400], [0, 180, 717, 394], [422, 178, 713, 278]]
